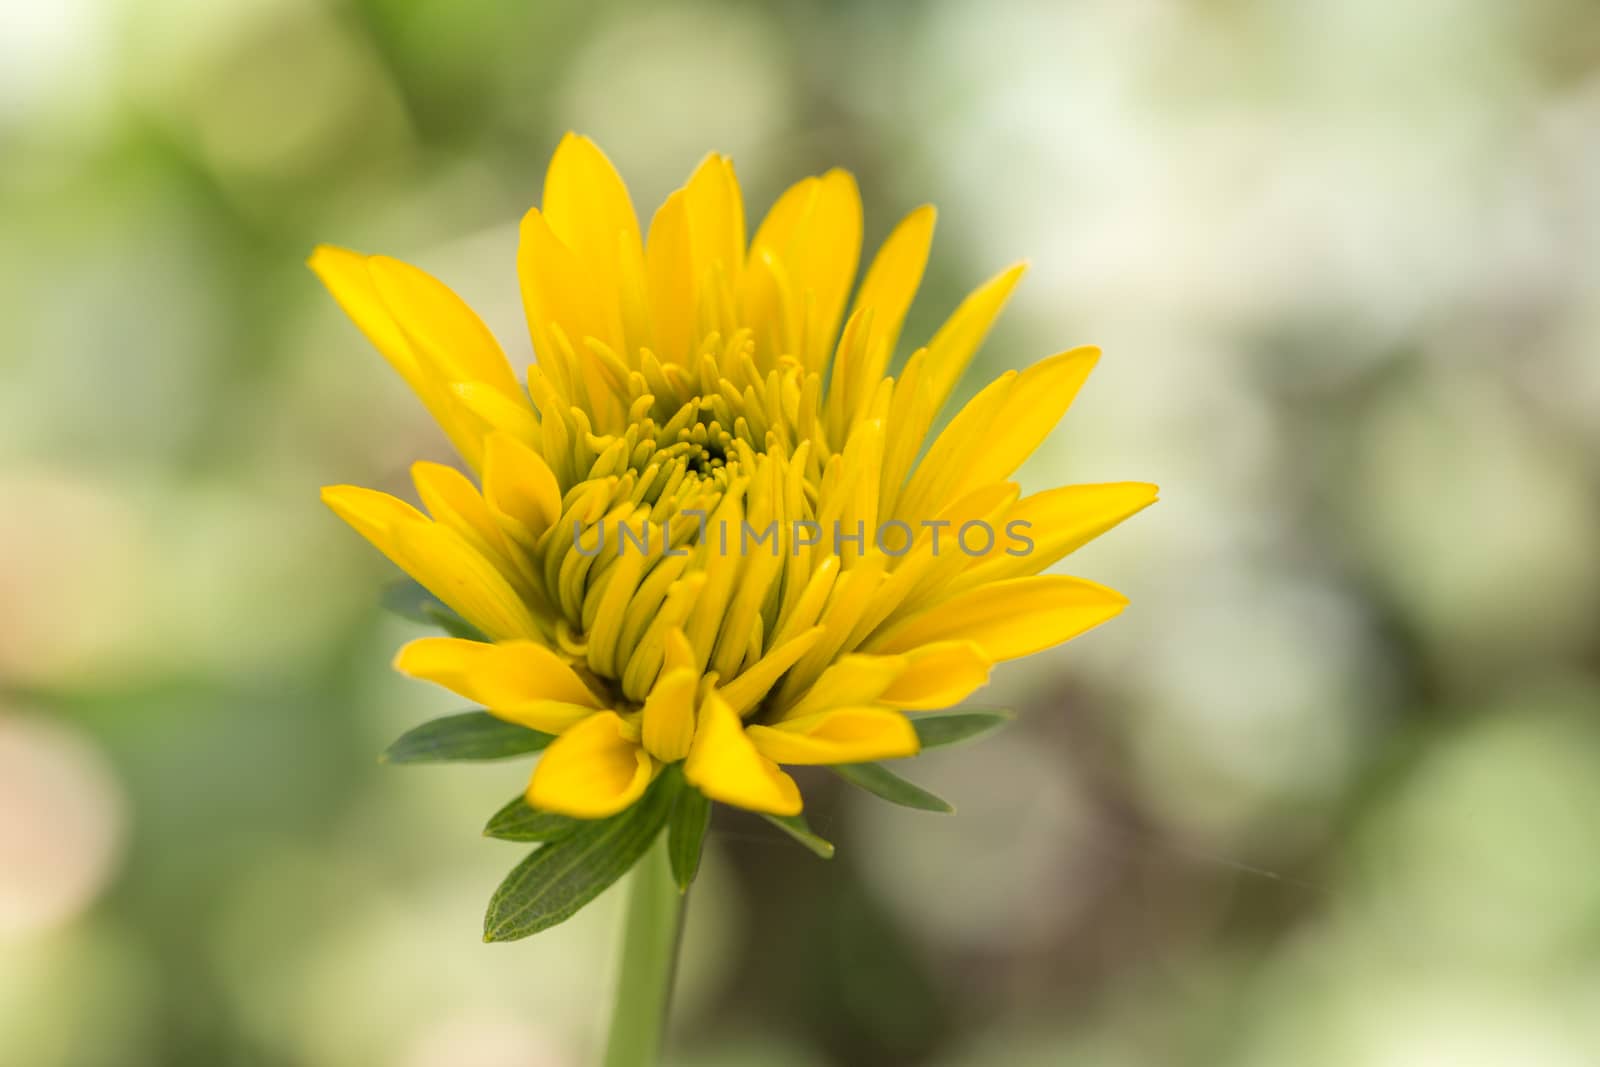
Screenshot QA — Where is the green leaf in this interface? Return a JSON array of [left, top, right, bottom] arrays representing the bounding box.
[[760, 812, 835, 859], [832, 762, 954, 813], [484, 795, 582, 842], [910, 708, 1015, 750], [428, 611, 487, 641], [380, 579, 486, 640], [382, 711, 554, 764], [484, 774, 678, 942], [381, 579, 438, 624], [666, 785, 711, 892]]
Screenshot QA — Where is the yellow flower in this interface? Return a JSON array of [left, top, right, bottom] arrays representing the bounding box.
[[314, 134, 1156, 821]]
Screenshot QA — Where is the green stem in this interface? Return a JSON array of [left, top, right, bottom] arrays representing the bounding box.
[[602, 833, 686, 1067]]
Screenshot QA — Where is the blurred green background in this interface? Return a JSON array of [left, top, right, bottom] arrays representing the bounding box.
[[4, 0, 1600, 1064]]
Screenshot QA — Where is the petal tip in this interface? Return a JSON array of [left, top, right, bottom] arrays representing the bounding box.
[[319, 483, 359, 510], [307, 243, 362, 273]]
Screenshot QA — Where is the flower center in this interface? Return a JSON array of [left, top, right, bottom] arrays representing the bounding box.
[[686, 436, 729, 476], [528, 326, 836, 707]]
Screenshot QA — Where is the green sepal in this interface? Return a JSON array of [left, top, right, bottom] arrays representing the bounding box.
[[381, 579, 486, 641], [382, 711, 554, 764], [760, 812, 835, 859], [832, 762, 954, 813], [666, 780, 711, 892], [484, 794, 583, 842], [483, 772, 678, 942], [909, 708, 1015, 750]]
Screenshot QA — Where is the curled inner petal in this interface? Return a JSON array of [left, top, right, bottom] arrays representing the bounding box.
[[527, 711, 656, 818]]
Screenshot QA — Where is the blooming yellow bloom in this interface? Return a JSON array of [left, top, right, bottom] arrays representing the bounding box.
[[315, 134, 1156, 821]]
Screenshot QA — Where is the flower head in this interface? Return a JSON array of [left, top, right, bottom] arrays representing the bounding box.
[[316, 134, 1155, 827]]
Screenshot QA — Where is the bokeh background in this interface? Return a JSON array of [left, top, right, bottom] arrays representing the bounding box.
[[5, 0, 1600, 1064]]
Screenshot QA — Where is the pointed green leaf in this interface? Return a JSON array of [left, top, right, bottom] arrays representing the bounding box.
[[382, 711, 554, 763], [909, 708, 1015, 750], [667, 786, 712, 891], [760, 813, 835, 859], [484, 774, 678, 941], [484, 795, 582, 842], [381, 579, 486, 640], [832, 762, 954, 813]]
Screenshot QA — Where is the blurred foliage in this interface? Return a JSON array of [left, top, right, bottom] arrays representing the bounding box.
[[4, 0, 1600, 1064]]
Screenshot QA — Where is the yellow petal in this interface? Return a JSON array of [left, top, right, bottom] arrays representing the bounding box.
[[797, 169, 863, 370], [307, 245, 418, 387], [682, 490, 747, 673], [683, 153, 746, 299], [527, 711, 656, 818], [744, 176, 814, 279], [849, 203, 935, 361], [718, 625, 825, 718], [585, 546, 646, 679], [746, 706, 919, 765], [392, 520, 543, 642], [321, 482, 428, 553], [771, 555, 840, 649], [953, 347, 1099, 496], [641, 667, 698, 762], [323, 484, 537, 640], [616, 225, 654, 361], [824, 205, 936, 443], [781, 653, 907, 721], [923, 263, 1027, 417], [711, 471, 787, 680], [518, 205, 608, 385], [619, 571, 707, 703], [776, 554, 886, 705], [542, 133, 642, 307], [663, 628, 696, 674], [877, 348, 938, 515], [411, 460, 508, 566], [684, 692, 802, 815], [877, 641, 993, 710], [310, 247, 487, 466], [450, 381, 542, 445], [391, 636, 493, 694], [893, 370, 1014, 525], [482, 432, 563, 542], [958, 482, 1160, 589], [393, 637, 602, 733], [393, 636, 601, 707], [853, 480, 1020, 643], [365, 255, 522, 401], [645, 189, 696, 364], [741, 243, 797, 365], [743, 170, 862, 371], [871, 575, 1128, 662]]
